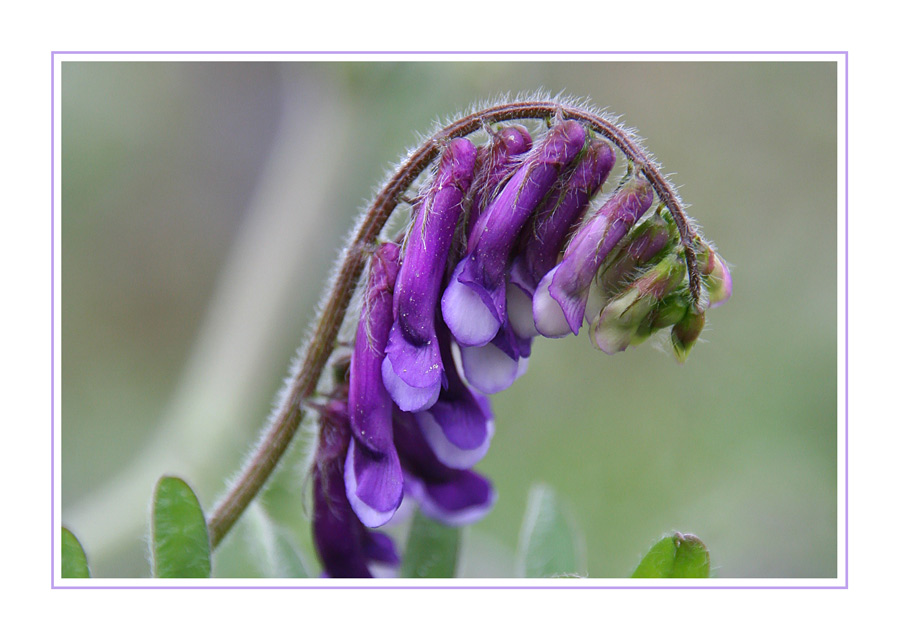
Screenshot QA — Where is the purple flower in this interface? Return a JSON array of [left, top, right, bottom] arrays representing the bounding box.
[[416, 324, 495, 467], [393, 410, 496, 526], [382, 138, 477, 412], [441, 120, 588, 347], [345, 242, 404, 527], [507, 138, 616, 338], [532, 175, 654, 338], [312, 400, 400, 578], [465, 125, 533, 243]]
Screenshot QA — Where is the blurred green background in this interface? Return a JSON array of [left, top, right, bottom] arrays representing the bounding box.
[[61, 60, 837, 578]]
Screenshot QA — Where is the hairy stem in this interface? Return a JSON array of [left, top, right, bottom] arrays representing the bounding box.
[[206, 100, 699, 548]]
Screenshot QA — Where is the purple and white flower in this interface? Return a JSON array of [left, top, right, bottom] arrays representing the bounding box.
[[382, 138, 477, 412], [393, 410, 496, 527], [441, 120, 588, 348]]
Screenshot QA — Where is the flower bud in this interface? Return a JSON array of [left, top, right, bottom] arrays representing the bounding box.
[[595, 208, 677, 300], [441, 120, 587, 347], [382, 138, 477, 412], [671, 305, 705, 363], [705, 250, 732, 308], [533, 175, 654, 338], [589, 250, 686, 354]]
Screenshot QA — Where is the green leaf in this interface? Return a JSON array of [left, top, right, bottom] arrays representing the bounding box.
[[151, 476, 211, 578], [400, 510, 460, 578], [515, 483, 586, 578], [61, 527, 90, 578], [631, 532, 711, 578]]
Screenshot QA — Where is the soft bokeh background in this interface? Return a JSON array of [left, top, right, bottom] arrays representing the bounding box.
[[60, 60, 837, 578]]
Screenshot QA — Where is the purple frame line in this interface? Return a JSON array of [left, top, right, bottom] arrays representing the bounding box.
[[51, 51, 849, 589], [51, 50, 846, 55], [51, 51, 56, 588]]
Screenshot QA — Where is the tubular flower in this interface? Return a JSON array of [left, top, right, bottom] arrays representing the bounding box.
[[345, 242, 404, 527], [465, 125, 533, 243], [382, 138, 477, 412], [303, 105, 731, 578]]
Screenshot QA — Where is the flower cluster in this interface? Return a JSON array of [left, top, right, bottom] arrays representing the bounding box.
[[310, 118, 731, 577]]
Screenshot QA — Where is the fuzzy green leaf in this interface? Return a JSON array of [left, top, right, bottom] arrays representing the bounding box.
[[631, 533, 710, 578], [61, 527, 90, 578], [516, 483, 585, 578], [400, 510, 460, 578], [151, 476, 211, 578]]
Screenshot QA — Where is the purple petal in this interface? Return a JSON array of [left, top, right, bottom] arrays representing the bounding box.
[[466, 125, 533, 242], [381, 349, 442, 412], [384, 137, 477, 410], [458, 315, 531, 394], [506, 276, 539, 338], [440, 256, 504, 346], [406, 470, 497, 527], [344, 437, 404, 528], [417, 392, 495, 469], [361, 530, 400, 566], [513, 138, 616, 290], [532, 265, 575, 338], [349, 242, 401, 454]]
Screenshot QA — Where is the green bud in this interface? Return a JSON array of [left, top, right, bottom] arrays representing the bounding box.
[[671, 306, 706, 363], [589, 251, 687, 354]]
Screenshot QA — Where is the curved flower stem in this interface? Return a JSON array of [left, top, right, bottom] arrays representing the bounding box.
[[206, 100, 699, 548]]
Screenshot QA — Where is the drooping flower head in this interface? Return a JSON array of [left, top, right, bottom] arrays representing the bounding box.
[[301, 100, 732, 578]]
